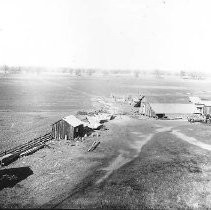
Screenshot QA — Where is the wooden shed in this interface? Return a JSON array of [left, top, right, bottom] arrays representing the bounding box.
[[139, 96, 156, 117], [52, 115, 84, 140], [139, 101, 156, 117]]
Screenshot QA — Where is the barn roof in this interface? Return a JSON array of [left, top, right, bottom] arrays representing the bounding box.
[[62, 115, 83, 127], [203, 101, 211, 106], [150, 103, 196, 114], [142, 95, 190, 104]]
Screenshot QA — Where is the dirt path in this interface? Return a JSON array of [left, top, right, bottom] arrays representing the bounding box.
[[96, 133, 154, 184], [54, 121, 182, 209], [95, 124, 176, 185], [172, 129, 211, 151]]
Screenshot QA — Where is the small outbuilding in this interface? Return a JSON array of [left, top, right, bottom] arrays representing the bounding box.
[[52, 115, 84, 140]]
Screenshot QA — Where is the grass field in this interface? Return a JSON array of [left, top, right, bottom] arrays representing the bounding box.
[[55, 120, 211, 209], [1, 74, 211, 152], [1, 74, 211, 208]]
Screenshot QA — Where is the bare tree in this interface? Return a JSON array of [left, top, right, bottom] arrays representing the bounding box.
[[75, 69, 82, 76], [134, 70, 139, 78], [153, 69, 162, 79], [87, 69, 95, 76], [3, 65, 9, 74], [180, 70, 186, 78], [102, 70, 109, 76]]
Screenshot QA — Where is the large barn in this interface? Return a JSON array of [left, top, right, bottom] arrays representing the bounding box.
[[52, 115, 84, 140], [139, 96, 196, 118]]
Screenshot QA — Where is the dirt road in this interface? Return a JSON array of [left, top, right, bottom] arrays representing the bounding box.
[[1, 117, 211, 209]]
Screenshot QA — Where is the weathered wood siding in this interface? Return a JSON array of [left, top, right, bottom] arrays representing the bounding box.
[[52, 119, 74, 140], [52, 120, 84, 140], [139, 102, 156, 117], [74, 124, 83, 138]]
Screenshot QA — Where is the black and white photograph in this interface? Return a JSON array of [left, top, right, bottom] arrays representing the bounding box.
[[1, 0, 211, 208]]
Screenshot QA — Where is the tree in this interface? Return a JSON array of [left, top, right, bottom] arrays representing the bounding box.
[[68, 68, 74, 74], [180, 70, 186, 78], [3, 65, 9, 74], [75, 69, 82, 76], [87, 69, 95, 76], [134, 70, 139, 78], [153, 69, 162, 79], [102, 70, 109, 76]]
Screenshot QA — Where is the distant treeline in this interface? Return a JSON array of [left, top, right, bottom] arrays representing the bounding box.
[[0, 65, 207, 79]]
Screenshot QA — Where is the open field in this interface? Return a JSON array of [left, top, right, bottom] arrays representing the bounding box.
[[1, 74, 211, 152], [1, 74, 211, 208]]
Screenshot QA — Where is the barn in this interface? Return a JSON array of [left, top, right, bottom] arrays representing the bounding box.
[[52, 115, 84, 140], [188, 96, 211, 115], [139, 96, 196, 118], [139, 100, 156, 117]]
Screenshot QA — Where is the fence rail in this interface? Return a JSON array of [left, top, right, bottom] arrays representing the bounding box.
[[0, 132, 52, 158]]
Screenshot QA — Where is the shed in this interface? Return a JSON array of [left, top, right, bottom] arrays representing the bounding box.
[[52, 115, 84, 140], [139, 101, 156, 117]]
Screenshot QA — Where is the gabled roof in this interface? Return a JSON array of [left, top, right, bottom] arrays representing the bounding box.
[[150, 103, 196, 114], [62, 115, 83, 127], [203, 101, 211, 106], [142, 95, 190, 104]]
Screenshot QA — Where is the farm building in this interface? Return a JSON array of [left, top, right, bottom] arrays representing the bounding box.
[[139, 99, 156, 117], [52, 115, 84, 140], [188, 96, 204, 114], [139, 96, 196, 118], [203, 101, 211, 115], [189, 96, 211, 115]]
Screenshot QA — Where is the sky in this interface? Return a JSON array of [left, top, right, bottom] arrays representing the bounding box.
[[0, 0, 211, 72]]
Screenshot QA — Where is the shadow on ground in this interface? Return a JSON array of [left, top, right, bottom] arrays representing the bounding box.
[[0, 166, 33, 190], [52, 132, 209, 209]]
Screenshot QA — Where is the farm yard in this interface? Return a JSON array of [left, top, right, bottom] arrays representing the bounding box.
[[1, 0, 211, 208], [1, 74, 211, 208], [1, 74, 211, 152]]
